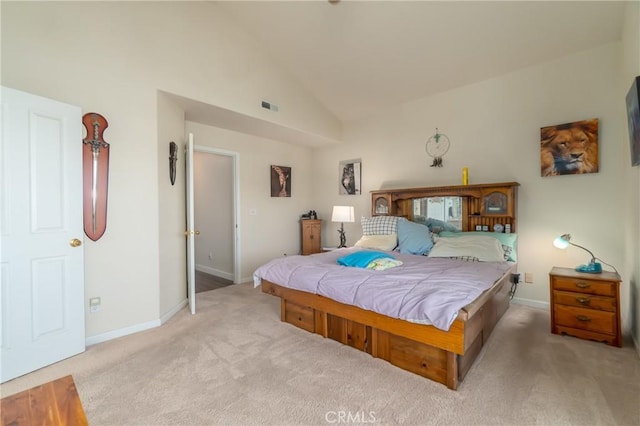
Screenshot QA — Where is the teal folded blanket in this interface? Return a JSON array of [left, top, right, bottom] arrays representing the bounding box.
[[337, 250, 394, 268]]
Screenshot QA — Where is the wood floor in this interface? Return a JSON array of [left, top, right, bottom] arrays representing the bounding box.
[[0, 375, 88, 425], [195, 270, 233, 293]]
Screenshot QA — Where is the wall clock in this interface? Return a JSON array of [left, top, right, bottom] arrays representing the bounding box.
[[425, 128, 450, 167]]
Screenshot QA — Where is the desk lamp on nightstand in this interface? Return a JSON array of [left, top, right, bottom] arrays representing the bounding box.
[[553, 234, 602, 273], [332, 206, 355, 248]]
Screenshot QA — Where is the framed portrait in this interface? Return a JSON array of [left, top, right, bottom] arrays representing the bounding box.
[[540, 118, 598, 177], [339, 159, 361, 195], [626, 76, 640, 166], [271, 165, 291, 197]]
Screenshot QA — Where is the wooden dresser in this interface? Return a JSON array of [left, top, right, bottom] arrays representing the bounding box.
[[301, 219, 322, 255], [549, 267, 622, 347]]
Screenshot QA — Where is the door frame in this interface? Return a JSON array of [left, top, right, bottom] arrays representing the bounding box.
[[193, 145, 241, 284]]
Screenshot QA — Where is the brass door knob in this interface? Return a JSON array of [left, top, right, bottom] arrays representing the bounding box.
[[70, 238, 82, 247]]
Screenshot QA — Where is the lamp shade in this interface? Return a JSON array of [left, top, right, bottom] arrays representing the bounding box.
[[553, 234, 571, 249], [331, 206, 355, 223]]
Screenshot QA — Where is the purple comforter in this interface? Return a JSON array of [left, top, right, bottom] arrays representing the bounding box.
[[253, 248, 513, 331]]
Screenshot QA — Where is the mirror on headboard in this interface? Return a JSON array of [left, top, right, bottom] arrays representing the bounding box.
[[412, 196, 463, 230], [370, 182, 519, 232]]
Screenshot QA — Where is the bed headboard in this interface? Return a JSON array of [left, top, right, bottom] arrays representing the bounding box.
[[370, 182, 520, 232]]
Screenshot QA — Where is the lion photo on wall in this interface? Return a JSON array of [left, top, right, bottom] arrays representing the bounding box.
[[540, 118, 599, 177]]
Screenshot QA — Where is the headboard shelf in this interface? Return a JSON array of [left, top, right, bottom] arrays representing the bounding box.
[[371, 181, 519, 232]]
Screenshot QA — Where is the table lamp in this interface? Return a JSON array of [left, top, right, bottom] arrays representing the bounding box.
[[332, 206, 355, 248], [553, 234, 602, 273]]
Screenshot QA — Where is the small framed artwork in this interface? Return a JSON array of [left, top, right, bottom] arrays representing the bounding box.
[[339, 159, 361, 195], [626, 76, 640, 166], [271, 165, 291, 197], [540, 118, 598, 177]]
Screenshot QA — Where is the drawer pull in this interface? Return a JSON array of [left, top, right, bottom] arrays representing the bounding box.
[[576, 315, 591, 322], [575, 281, 591, 289], [575, 296, 591, 305]]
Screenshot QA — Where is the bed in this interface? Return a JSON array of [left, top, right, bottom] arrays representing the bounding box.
[[256, 182, 519, 390]]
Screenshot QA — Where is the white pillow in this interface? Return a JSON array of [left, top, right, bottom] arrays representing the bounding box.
[[354, 234, 397, 251], [428, 235, 505, 262]]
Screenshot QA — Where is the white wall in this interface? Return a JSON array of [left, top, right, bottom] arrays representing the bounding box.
[[157, 92, 187, 319], [621, 1, 640, 351], [194, 152, 233, 279], [313, 42, 632, 330], [1, 2, 339, 338]]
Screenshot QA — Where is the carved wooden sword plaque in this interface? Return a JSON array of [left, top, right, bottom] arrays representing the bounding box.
[[82, 113, 110, 241]]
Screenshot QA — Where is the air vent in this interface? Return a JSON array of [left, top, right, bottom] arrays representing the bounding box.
[[261, 100, 279, 112]]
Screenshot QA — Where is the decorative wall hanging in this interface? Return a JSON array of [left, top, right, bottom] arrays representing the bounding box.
[[82, 112, 110, 241], [425, 128, 450, 167], [540, 118, 598, 177], [339, 159, 361, 195], [169, 141, 177, 185], [271, 165, 291, 197], [626, 76, 640, 166]]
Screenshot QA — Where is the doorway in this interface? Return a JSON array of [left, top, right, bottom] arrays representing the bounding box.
[[192, 147, 240, 291]]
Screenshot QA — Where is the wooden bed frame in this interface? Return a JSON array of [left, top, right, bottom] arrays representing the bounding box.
[[262, 182, 519, 390]]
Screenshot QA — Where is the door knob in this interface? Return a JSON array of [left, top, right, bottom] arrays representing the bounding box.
[[70, 238, 82, 247]]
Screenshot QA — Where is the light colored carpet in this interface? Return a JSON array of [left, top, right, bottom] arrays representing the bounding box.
[[2, 283, 639, 425]]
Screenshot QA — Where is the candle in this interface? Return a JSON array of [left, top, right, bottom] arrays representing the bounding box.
[[462, 167, 469, 185]]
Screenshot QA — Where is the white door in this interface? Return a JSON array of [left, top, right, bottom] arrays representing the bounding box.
[[0, 87, 85, 383], [185, 133, 196, 314]]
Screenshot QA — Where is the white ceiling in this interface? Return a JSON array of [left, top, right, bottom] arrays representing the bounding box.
[[217, 1, 627, 122]]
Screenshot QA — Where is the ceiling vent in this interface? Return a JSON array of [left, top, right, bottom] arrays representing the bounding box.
[[261, 100, 279, 112]]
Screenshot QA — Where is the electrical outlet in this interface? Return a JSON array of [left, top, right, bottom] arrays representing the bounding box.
[[525, 272, 533, 283], [89, 297, 101, 313], [208, 252, 213, 260]]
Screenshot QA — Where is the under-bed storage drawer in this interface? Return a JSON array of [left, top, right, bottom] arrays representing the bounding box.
[[327, 314, 370, 353], [283, 300, 315, 332]]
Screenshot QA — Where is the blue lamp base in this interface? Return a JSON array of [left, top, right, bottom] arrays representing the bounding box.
[[575, 262, 602, 273]]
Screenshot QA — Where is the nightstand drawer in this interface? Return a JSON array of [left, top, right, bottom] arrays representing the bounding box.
[[553, 290, 616, 312], [552, 277, 615, 296], [554, 304, 615, 335]]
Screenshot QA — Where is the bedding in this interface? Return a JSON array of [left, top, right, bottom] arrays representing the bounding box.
[[397, 219, 434, 255], [428, 235, 506, 262], [353, 233, 398, 251], [254, 248, 512, 331], [438, 231, 518, 262]]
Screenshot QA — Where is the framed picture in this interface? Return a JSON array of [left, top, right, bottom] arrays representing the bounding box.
[[540, 118, 598, 177], [339, 159, 361, 195], [626, 76, 640, 166], [270, 165, 291, 197]]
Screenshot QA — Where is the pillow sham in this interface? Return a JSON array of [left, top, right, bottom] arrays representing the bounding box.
[[354, 234, 398, 251], [397, 219, 434, 255], [361, 216, 400, 236], [438, 231, 518, 262], [428, 235, 505, 262]]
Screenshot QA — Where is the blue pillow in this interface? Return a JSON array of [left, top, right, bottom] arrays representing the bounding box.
[[439, 231, 518, 262], [398, 220, 434, 255], [337, 250, 394, 268], [425, 217, 460, 233]]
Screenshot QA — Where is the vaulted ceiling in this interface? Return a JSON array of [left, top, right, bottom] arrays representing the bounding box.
[[218, 1, 627, 122]]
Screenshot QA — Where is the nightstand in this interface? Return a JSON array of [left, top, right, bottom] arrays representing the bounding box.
[[549, 266, 621, 347], [301, 219, 322, 255]]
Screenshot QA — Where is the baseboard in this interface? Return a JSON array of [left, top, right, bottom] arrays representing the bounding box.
[[195, 264, 233, 281], [85, 318, 161, 347], [85, 299, 188, 347], [161, 299, 188, 325], [511, 297, 549, 310]]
